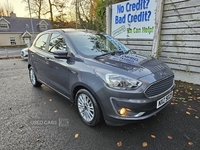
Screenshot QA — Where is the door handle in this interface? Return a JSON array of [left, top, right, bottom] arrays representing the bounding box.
[[45, 57, 50, 60]]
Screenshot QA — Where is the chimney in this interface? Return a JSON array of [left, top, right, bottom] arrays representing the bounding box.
[[10, 12, 16, 18]]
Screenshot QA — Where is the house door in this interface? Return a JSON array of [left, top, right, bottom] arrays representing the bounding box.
[[24, 38, 30, 47]]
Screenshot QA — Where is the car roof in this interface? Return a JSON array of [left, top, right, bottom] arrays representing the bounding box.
[[64, 29, 98, 35], [41, 28, 99, 34]]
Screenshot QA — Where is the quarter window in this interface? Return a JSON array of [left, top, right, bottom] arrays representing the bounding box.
[[48, 33, 67, 53], [35, 34, 49, 51]]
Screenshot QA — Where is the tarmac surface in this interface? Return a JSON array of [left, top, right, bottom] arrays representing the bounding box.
[[0, 58, 200, 150]]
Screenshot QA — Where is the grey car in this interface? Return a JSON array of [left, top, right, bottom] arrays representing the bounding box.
[[28, 29, 175, 126]]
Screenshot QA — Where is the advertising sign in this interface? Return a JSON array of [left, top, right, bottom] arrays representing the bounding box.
[[111, 0, 157, 39]]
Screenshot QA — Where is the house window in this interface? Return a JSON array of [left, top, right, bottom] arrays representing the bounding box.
[[0, 23, 8, 29], [10, 37, 16, 45], [39, 24, 47, 30]]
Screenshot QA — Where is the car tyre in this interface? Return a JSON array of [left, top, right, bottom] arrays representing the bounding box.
[[29, 67, 42, 87], [75, 89, 102, 126]]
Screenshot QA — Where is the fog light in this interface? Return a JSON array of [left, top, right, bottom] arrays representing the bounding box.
[[119, 108, 126, 115]]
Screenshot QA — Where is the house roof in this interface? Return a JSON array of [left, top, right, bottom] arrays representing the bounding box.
[[0, 16, 52, 33], [21, 31, 32, 37], [0, 17, 10, 24]]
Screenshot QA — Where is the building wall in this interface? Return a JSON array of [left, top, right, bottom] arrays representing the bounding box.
[[0, 16, 52, 47], [0, 33, 39, 46], [0, 33, 23, 46], [160, 0, 200, 84]]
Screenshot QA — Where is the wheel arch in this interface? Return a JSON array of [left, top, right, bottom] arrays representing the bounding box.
[[28, 64, 31, 69], [71, 83, 104, 118]]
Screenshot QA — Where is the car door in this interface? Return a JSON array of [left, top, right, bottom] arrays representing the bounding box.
[[44, 32, 71, 98], [31, 33, 50, 83]]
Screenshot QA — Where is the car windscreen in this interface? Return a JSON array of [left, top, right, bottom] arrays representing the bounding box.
[[67, 32, 130, 57]]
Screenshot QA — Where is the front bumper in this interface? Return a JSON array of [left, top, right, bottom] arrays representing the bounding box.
[[96, 83, 175, 126]]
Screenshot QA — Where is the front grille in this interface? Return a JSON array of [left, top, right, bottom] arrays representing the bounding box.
[[145, 76, 174, 98]]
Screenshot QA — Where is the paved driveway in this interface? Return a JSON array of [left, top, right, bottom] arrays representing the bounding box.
[[0, 59, 200, 150]]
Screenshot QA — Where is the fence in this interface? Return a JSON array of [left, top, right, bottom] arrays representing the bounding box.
[[0, 48, 21, 58]]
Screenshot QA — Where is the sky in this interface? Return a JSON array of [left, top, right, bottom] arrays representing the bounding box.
[[1, 0, 74, 20], [1, 0, 28, 17]]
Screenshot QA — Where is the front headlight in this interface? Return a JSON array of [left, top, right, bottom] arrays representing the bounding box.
[[105, 74, 142, 90]]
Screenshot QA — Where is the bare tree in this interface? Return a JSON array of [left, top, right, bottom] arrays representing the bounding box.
[[44, 0, 69, 25], [48, 0, 54, 22], [22, 0, 71, 27], [0, 0, 14, 16], [0, 6, 6, 16], [75, 0, 99, 30], [23, 0, 46, 19]]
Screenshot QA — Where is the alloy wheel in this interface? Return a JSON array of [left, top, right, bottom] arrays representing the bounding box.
[[29, 68, 36, 85], [77, 93, 95, 122]]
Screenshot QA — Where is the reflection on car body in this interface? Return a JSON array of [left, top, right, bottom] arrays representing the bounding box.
[[28, 29, 175, 126]]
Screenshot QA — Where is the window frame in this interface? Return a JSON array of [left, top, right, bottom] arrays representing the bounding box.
[[39, 24, 47, 31], [0, 23, 9, 29], [48, 32, 68, 53], [10, 37, 16, 45]]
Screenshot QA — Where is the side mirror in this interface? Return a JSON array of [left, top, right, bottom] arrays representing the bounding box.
[[53, 50, 68, 59]]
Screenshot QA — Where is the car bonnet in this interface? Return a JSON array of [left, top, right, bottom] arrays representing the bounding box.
[[93, 53, 172, 79]]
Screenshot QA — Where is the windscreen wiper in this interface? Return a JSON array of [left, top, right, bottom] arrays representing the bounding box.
[[94, 51, 124, 59], [94, 52, 112, 59], [111, 51, 124, 55], [125, 49, 136, 54]]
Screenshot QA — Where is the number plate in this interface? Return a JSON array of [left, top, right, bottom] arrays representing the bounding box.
[[156, 91, 173, 109]]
